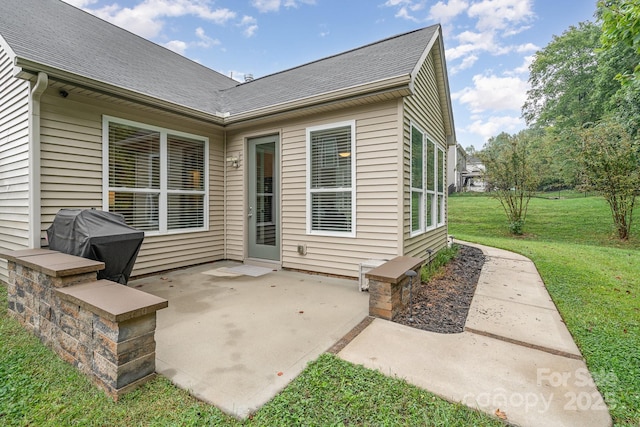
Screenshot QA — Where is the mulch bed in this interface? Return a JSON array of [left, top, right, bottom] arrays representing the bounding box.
[[393, 245, 485, 333]]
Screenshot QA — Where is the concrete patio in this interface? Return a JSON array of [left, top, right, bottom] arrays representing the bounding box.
[[131, 261, 368, 418], [131, 244, 612, 426]]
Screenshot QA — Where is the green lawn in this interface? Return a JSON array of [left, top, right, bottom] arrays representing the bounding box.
[[0, 283, 499, 426], [449, 192, 640, 426]]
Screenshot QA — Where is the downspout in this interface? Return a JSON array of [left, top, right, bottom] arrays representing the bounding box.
[[28, 72, 48, 248]]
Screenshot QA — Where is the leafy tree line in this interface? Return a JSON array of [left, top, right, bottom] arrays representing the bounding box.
[[478, 0, 640, 239]]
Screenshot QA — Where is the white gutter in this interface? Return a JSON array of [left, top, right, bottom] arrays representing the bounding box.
[[28, 72, 48, 248], [14, 58, 226, 126], [224, 76, 412, 128]]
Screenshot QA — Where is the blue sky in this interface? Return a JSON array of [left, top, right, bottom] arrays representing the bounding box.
[[63, 0, 597, 150]]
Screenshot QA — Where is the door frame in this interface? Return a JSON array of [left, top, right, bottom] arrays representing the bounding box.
[[246, 134, 281, 261]]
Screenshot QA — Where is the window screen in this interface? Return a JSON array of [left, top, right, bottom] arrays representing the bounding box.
[[308, 123, 354, 235], [106, 118, 207, 233]]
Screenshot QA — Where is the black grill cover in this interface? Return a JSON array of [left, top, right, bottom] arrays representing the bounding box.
[[46, 209, 144, 285]]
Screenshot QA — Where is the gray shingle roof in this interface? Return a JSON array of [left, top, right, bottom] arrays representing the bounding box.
[[0, 0, 236, 114], [222, 26, 438, 115], [0, 0, 439, 119]]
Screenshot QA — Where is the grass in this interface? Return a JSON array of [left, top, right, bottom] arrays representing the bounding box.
[[421, 243, 459, 282], [449, 192, 640, 426], [0, 283, 501, 426]]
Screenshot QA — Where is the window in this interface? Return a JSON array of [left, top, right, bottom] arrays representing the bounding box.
[[426, 136, 435, 229], [410, 126, 424, 233], [103, 116, 208, 234], [306, 121, 355, 237], [410, 122, 445, 235], [437, 146, 445, 226]]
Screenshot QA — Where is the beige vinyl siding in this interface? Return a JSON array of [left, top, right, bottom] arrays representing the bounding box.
[[226, 101, 402, 277], [0, 44, 30, 281], [403, 49, 448, 257], [38, 88, 225, 277], [223, 129, 245, 261]]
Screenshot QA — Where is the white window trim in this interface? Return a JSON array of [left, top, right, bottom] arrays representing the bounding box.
[[426, 137, 437, 232], [437, 145, 446, 227], [410, 122, 426, 237], [306, 120, 356, 238], [410, 122, 446, 237], [102, 115, 209, 236]]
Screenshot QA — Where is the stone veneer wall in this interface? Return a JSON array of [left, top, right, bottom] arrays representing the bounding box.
[[4, 249, 167, 400], [366, 256, 423, 320]]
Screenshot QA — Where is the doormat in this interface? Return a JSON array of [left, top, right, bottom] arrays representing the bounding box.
[[201, 268, 243, 278], [225, 265, 273, 277], [201, 265, 274, 278]]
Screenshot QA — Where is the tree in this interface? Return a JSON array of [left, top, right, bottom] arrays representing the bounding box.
[[579, 119, 640, 240], [598, 0, 640, 84], [523, 22, 603, 129], [480, 131, 540, 235]]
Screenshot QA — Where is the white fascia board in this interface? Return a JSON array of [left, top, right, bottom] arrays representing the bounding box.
[[14, 57, 226, 126], [409, 25, 457, 146], [224, 75, 412, 126]]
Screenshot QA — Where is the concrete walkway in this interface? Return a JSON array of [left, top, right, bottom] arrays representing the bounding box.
[[338, 242, 612, 427], [132, 261, 368, 418]]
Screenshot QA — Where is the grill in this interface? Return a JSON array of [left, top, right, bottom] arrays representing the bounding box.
[[46, 209, 144, 284]]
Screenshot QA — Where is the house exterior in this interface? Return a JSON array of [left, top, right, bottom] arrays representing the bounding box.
[[0, 0, 456, 283], [463, 156, 487, 192], [447, 143, 467, 193]]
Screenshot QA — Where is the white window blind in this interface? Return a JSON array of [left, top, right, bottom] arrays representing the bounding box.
[[167, 135, 205, 230], [104, 117, 207, 234], [307, 121, 355, 236]]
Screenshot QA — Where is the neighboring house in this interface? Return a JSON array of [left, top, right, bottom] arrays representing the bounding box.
[[447, 143, 467, 193], [0, 0, 456, 282], [463, 156, 487, 192]]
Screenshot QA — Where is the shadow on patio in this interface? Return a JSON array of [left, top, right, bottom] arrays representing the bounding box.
[[131, 261, 369, 418]]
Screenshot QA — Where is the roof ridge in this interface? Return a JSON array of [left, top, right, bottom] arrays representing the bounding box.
[[231, 25, 439, 88], [56, 0, 237, 86]]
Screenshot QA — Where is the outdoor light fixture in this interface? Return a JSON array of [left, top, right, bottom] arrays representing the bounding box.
[[226, 156, 239, 168]]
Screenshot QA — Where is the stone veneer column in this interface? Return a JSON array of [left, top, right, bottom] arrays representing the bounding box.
[[366, 256, 424, 320], [2, 249, 167, 400]]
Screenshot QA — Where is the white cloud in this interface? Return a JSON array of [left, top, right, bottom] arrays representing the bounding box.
[[383, 0, 428, 21], [383, 0, 537, 78], [251, 0, 315, 13], [71, 0, 236, 39], [384, 0, 414, 6], [505, 55, 534, 75], [195, 27, 221, 48], [450, 54, 478, 74], [465, 115, 525, 143], [515, 42, 538, 53], [452, 74, 528, 113], [239, 15, 258, 37], [164, 39, 188, 55], [162, 27, 220, 56], [63, 0, 98, 6], [395, 6, 419, 21], [428, 0, 469, 23], [468, 0, 534, 33]]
